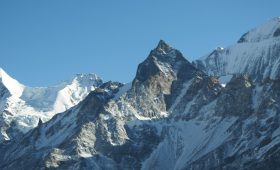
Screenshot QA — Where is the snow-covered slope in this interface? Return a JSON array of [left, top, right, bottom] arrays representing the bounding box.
[[0, 70, 102, 142], [193, 17, 280, 81], [0, 68, 24, 97], [238, 17, 280, 43]]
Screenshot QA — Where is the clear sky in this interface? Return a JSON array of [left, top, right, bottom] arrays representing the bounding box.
[[0, 0, 279, 86]]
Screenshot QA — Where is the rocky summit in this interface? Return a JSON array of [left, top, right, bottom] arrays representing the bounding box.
[[1, 17, 280, 170]]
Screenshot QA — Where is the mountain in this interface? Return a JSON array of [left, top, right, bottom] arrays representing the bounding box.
[[1, 18, 280, 170], [0, 40, 217, 169], [0, 69, 102, 143], [193, 17, 280, 81]]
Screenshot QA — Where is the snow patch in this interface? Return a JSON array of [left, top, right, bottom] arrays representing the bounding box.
[[168, 80, 192, 113], [79, 152, 93, 158]]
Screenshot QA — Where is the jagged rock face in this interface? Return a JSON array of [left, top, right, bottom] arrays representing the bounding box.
[[0, 83, 9, 100], [193, 17, 280, 82], [0, 83, 10, 142], [131, 40, 203, 117], [167, 75, 222, 120], [180, 76, 280, 170], [216, 74, 254, 117], [0, 81, 162, 170]]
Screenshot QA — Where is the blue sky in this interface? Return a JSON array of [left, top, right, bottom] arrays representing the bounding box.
[[0, 0, 279, 86]]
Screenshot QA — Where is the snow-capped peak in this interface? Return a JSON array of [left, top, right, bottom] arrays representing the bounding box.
[[238, 17, 280, 43], [0, 67, 25, 97]]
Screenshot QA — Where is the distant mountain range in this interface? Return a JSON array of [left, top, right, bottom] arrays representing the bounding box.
[[1, 17, 280, 170]]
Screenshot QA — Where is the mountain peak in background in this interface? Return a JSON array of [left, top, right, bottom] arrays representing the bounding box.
[[193, 17, 280, 81], [0, 68, 102, 143]]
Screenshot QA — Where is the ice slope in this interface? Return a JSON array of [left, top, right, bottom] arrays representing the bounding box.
[[0, 69, 102, 142], [193, 17, 280, 81], [238, 17, 280, 43]]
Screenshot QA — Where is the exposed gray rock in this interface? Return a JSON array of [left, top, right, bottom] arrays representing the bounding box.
[[216, 74, 254, 117]]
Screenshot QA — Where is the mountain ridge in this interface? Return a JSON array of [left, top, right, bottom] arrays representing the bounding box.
[[1, 17, 280, 170], [0, 69, 102, 143]]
